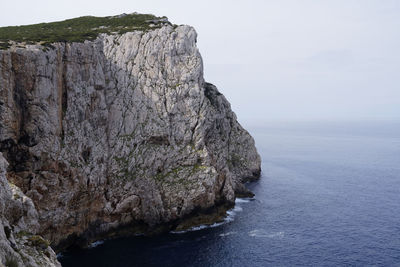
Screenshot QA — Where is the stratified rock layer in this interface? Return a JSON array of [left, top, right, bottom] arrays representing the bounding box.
[[0, 24, 260, 255]]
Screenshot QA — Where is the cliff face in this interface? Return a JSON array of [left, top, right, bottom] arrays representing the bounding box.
[[0, 153, 60, 266], [0, 23, 260, 257]]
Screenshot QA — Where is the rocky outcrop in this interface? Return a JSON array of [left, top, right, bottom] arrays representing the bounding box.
[[0, 22, 260, 255], [0, 153, 60, 266]]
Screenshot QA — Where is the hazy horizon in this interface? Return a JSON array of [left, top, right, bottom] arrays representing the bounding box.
[[1, 0, 399, 124]]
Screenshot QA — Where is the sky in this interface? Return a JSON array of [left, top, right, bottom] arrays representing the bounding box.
[[1, 0, 399, 123]]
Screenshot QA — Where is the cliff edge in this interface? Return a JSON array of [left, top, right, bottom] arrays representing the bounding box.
[[0, 13, 260, 265]]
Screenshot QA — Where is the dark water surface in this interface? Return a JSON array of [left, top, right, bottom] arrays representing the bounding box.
[[60, 121, 400, 266]]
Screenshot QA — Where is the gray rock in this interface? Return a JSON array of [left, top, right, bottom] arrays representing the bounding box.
[[0, 153, 60, 266], [0, 24, 260, 258]]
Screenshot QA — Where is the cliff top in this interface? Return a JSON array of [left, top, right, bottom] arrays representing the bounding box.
[[0, 13, 171, 50]]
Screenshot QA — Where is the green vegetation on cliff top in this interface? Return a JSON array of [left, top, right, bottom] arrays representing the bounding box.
[[0, 13, 170, 50]]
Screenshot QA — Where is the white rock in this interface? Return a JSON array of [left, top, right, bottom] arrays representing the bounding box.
[[0, 25, 260, 254]]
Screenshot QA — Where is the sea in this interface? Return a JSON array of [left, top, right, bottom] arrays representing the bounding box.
[[59, 120, 400, 266]]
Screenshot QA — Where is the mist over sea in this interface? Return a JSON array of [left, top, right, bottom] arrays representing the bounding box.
[[60, 120, 400, 266]]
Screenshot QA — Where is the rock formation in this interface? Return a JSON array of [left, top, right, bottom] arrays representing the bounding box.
[[0, 153, 60, 266], [0, 14, 260, 266]]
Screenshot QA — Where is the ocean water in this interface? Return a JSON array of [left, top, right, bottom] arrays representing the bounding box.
[[60, 120, 400, 266]]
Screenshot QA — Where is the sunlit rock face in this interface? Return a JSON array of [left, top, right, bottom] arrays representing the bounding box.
[[0, 24, 260, 254]]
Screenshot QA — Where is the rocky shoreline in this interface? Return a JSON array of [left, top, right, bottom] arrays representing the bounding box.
[[56, 200, 236, 252], [0, 14, 260, 266]]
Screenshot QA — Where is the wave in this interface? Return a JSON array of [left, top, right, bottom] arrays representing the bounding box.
[[171, 197, 253, 234], [88, 240, 105, 248], [248, 229, 285, 239], [235, 198, 253, 203], [219, 231, 237, 237]]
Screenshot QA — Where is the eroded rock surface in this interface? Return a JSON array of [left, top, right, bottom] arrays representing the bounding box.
[[0, 24, 260, 256], [0, 153, 60, 266]]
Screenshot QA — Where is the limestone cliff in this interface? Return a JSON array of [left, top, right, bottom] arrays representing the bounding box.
[[0, 153, 60, 266], [0, 14, 260, 265]]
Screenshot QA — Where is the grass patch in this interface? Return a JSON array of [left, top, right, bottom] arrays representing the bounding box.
[[0, 13, 171, 49], [5, 257, 18, 267], [15, 230, 32, 238], [155, 164, 208, 186], [28, 235, 51, 249]]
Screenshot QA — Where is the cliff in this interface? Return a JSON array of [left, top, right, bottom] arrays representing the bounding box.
[[0, 153, 60, 266], [0, 14, 260, 266]]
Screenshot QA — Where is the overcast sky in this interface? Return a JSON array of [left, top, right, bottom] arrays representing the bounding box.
[[1, 0, 399, 123]]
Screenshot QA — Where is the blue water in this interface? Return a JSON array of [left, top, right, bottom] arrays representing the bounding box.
[[60, 120, 400, 266]]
